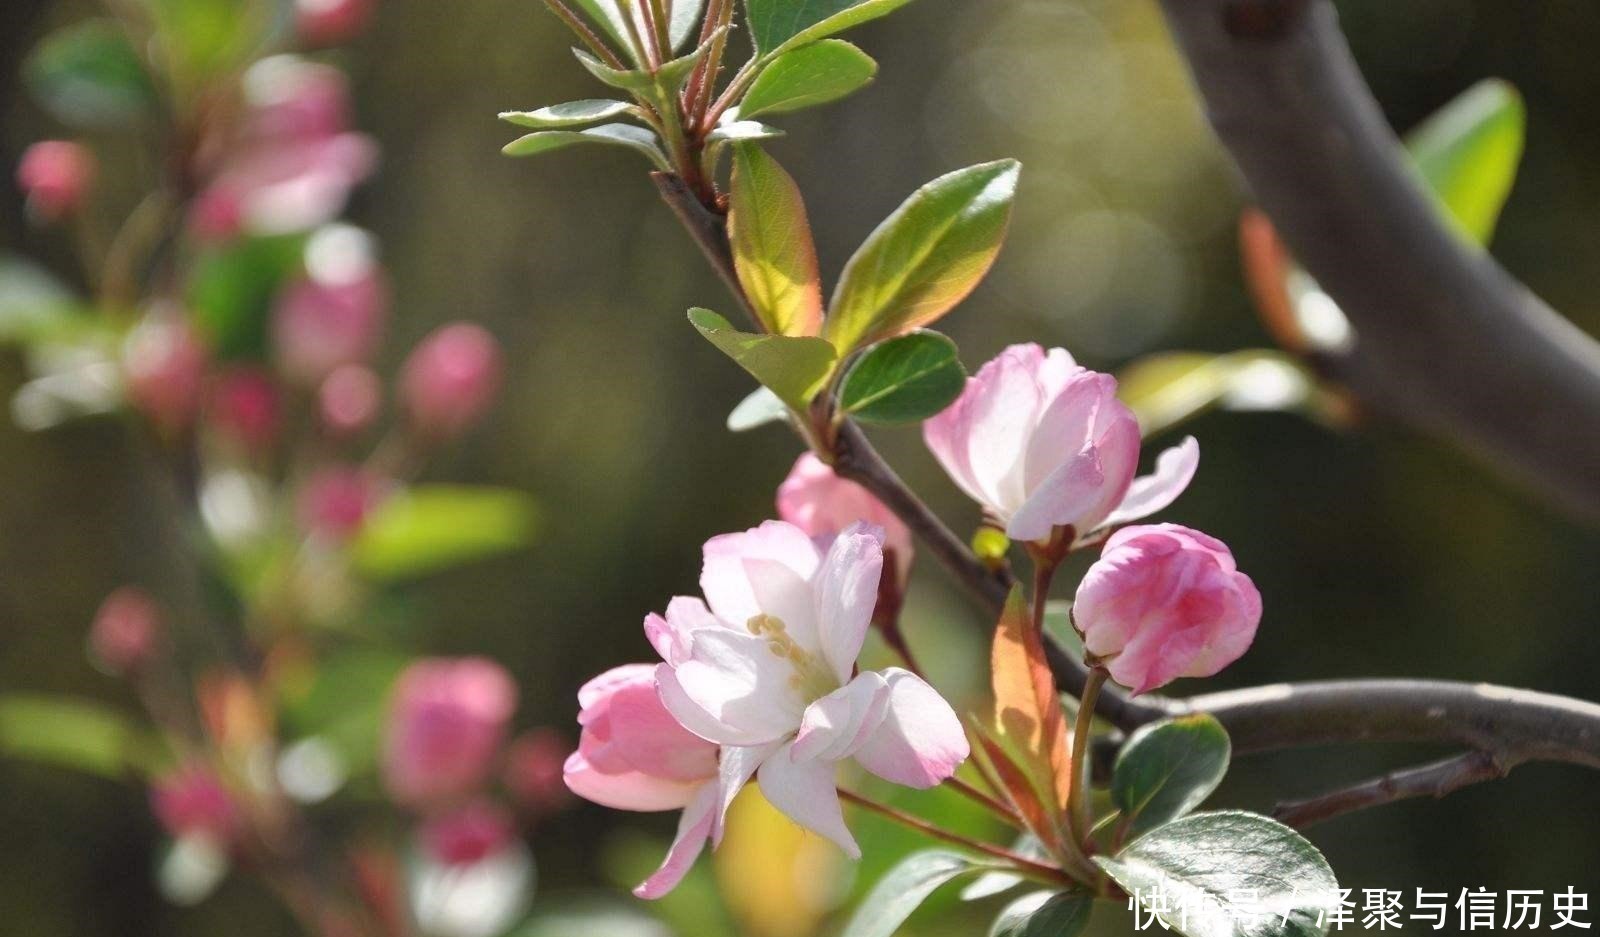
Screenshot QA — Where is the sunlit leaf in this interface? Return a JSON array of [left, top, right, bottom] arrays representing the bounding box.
[[188, 234, 307, 360], [827, 160, 1019, 353], [0, 693, 163, 779], [669, 0, 707, 50], [499, 99, 636, 128], [838, 330, 965, 424], [353, 485, 538, 581], [839, 850, 982, 937], [1095, 811, 1338, 937], [707, 119, 786, 143], [25, 20, 156, 128], [502, 123, 670, 171], [726, 386, 789, 431], [989, 586, 1071, 835], [688, 307, 836, 410], [1111, 714, 1230, 841], [1116, 350, 1317, 439], [740, 39, 877, 118], [729, 144, 823, 337], [990, 890, 1092, 937], [573, 30, 719, 99], [960, 834, 1045, 901], [746, 0, 916, 56], [1404, 78, 1524, 247]]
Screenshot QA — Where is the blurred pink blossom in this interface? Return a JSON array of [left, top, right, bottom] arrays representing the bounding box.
[[16, 140, 94, 221], [296, 0, 377, 46], [399, 323, 502, 441], [384, 658, 517, 807], [1074, 523, 1262, 695], [296, 465, 383, 540], [318, 364, 382, 436], [88, 586, 161, 675], [151, 763, 239, 844], [503, 729, 571, 817], [777, 452, 913, 580], [418, 801, 517, 867], [207, 367, 281, 453], [122, 311, 207, 434], [272, 229, 388, 384], [924, 343, 1198, 544]]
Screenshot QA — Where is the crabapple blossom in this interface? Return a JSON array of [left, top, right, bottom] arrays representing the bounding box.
[[318, 364, 382, 436], [777, 452, 913, 580], [383, 658, 516, 807], [923, 343, 1199, 545], [207, 367, 282, 453], [16, 140, 94, 221], [272, 227, 388, 384], [296, 465, 383, 540], [563, 664, 720, 899], [151, 763, 239, 844], [88, 586, 161, 675], [400, 323, 503, 441], [296, 0, 376, 46], [648, 521, 969, 860], [1073, 523, 1262, 695], [419, 801, 517, 867], [122, 311, 207, 434]]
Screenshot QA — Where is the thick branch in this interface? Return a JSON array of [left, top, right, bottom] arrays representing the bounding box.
[[1156, 0, 1600, 520], [1273, 750, 1510, 829]]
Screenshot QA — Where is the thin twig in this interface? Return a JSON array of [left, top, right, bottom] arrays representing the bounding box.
[[542, 0, 628, 70], [1273, 749, 1512, 829], [1068, 668, 1107, 845], [838, 789, 1075, 886], [942, 776, 1023, 828]]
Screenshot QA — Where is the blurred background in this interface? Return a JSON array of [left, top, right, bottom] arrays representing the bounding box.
[[3, 0, 1599, 934]]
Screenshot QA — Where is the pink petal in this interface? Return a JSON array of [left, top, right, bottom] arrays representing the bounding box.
[[634, 782, 718, 899], [1006, 444, 1104, 543], [1099, 436, 1200, 532], [757, 741, 858, 859], [792, 672, 888, 763], [645, 597, 723, 667], [701, 521, 820, 626], [965, 345, 1045, 513], [563, 750, 702, 812], [852, 668, 970, 789], [608, 681, 720, 782], [1022, 371, 1111, 493], [578, 664, 657, 717], [812, 525, 884, 684]]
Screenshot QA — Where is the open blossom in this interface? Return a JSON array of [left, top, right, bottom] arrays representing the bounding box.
[[924, 343, 1199, 544], [777, 453, 913, 580], [649, 521, 969, 861], [563, 664, 720, 899], [1074, 524, 1262, 695], [383, 658, 516, 807]]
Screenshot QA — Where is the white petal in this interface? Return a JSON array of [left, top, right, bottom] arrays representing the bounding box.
[[701, 521, 821, 625], [742, 557, 819, 652], [664, 631, 804, 746], [713, 741, 781, 845], [852, 669, 970, 789], [757, 742, 858, 859], [967, 350, 1043, 514], [812, 526, 884, 683], [646, 596, 724, 666], [792, 672, 889, 764], [634, 782, 718, 900], [1098, 436, 1199, 532], [1006, 445, 1104, 543], [1022, 371, 1108, 493]]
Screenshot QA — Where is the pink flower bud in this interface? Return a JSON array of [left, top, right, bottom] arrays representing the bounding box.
[[296, 0, 377, 47], [777, 452, 913, 580], [123, 311, 207, 434], [17, 140, 94, 221], [502, 729, 571, 817], [243, 57, 353, 144], [296, 465, 382, 540], [924, 343, 1199, 545], [187, 186, 245, 242], [418, 801, 516, 867], [399, 323, 502, 441], [88, 587, 162, 675], [272, 228, 388, 384], [151, 763, 239, 843], [383, 658, 517, 807], [207, 367, 281, 454], [318, 364, 382, 436], [1073, 523, 1262, 695], [563, 664, 717, 813]]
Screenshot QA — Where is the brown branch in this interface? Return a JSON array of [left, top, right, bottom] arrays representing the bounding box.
[[1156, 0, 1600, 521], [1273, 750, 1512, 829]]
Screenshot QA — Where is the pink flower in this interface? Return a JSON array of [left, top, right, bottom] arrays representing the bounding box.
[[383, 658, 517, 807], [419, 801, 517, 867], [272, 229, 388, 384], [649, 521, 969, 862], [399, 323, 502, 441], [1073, 524, 1262, 695], [296, 465, 382, 540], [318, 364, 382, 436], [207, 367, 281, 453], [88, 586, 161, 675], [923, 343, 1199, 545], [777, 453, 913, 580], [564, 664, 720, 899], [151, 763, 239, 844], [122, 311, 207, 434], [16, 140, 94, 221], [296, 0, 376, 46], [503, 729, 571, 817]]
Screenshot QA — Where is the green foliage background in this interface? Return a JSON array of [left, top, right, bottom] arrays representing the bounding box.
[[2, 0, 1599, 934]]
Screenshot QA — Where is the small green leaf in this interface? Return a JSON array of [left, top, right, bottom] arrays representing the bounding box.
[[1404, 78, 1524, 246], [688, 308, 836, 410], [1095, 811, 1339, 937], [960, 834, 1045, 900], [746, 0, 916, 56], [25, 20, 157, 128], [839, 850, 981, 937], [707, 119, 786, 143], [279, 650, 408, 772], [0, 694, 164, 779], [353, 485, 538, 581], [1116, 350, 1315, 439], [669, 0, 707, 50], [188, 234, 307, 360], [1112, 714, 1231, 840], [729, 144, 823, 337], [573, 31, 718, 99], [827, 160, 1020, 353], [838, 330, 965, 424], [567, 0, 638, 64], [990, 891, 1092, 937], [0, 254, 78, 343], [502, 123, 670, 171], [726, 386, 789, 431], [499, 99, 636, 128], [740, 39, 877, 118]]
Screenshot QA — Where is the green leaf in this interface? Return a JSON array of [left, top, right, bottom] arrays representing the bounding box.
[[188, 234, 307, 360], [1095, 811, 1339, 937], [990, 891, 1092, 937], [1404, 78, 1524, 246], [502, 123, 670, 171], [566, 0, 637, 63], [960, 834, 1045, 901], [499, 99, 636, 128], [826, 160, 1020, 353], [688, 307, 836, 410], [1116, 350, 1316, 439], [746, 0, 916, 56], [669, 0, 707, 50], [1112, 714, 1231, 840], [726, 386, 789, 431], [25, 20, 157, 128], [707, 119, 786, 143], [740, 39, 877, 118], [279, 650, 408, 772], [838, 330, 965, 424], [146, 0, 264, 85], [0, 694, 163, 779], [839, 850, 981, 937], [729, 144, 823, 337], [352, 485, 538, 581], [574, 32, 718, 99]]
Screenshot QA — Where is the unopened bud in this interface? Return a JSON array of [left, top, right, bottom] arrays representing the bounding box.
[[318, 364, 382, 436], [88, 587, 162, 675], [297, 465, 382, 540], [17, 140, 94, 221], [399, 323, 502, 441], [502, 729, 571, 818], [272, 226, 388, 384], [295, 0, 377, 47], [207, 367, 281, 454], [150, 763, 240, 845]]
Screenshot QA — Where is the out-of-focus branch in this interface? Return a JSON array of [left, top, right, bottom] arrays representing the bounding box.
[[1156, 0, 1600, 521], [1273, 750, 1509, 829]]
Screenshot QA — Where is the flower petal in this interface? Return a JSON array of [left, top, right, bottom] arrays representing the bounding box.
[[757, 741, 858, 859], [563, 750, 703, 812], [701, 521, 820, 625], [1006, 445, 1103, 543], [646, 597, 724, 667], [634, 782, 718, 900], [792, 672, 888, 763], [1022, 370, 1110, 493], [714, 741, 782, 844], [660, 631, 804, 746], [852, 668, 970, 789], [965, 345, 1045, 513], [608, 679, 720, 782], [742, 557, 820, 652], [812, 525, 884, 683], [1098, 436, 1200, 532]]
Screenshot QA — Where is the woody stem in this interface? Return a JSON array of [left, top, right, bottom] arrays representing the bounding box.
[[838, 789, 1074, 886]]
